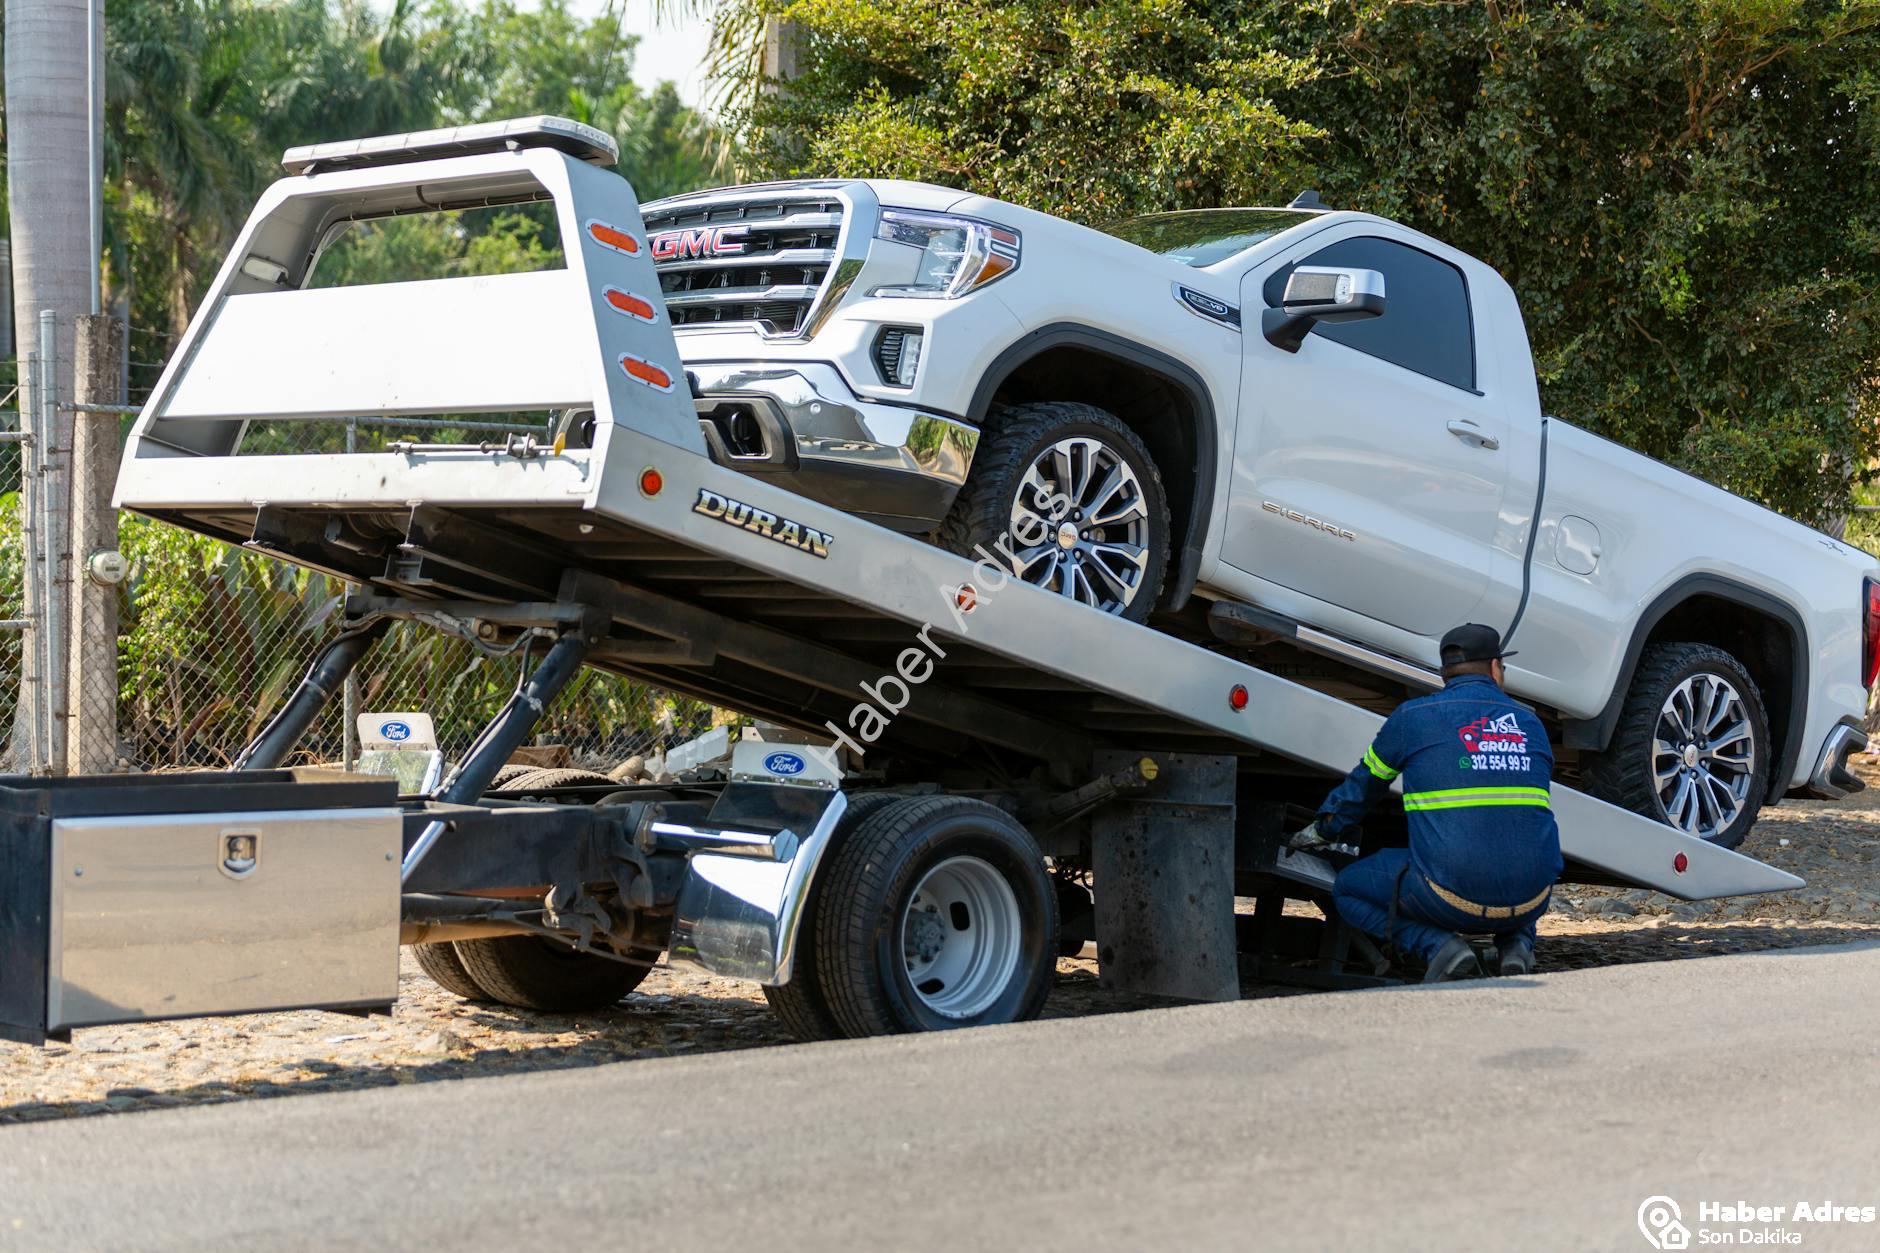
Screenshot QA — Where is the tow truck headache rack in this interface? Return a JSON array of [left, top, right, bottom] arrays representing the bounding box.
[[0, 117, 1801, 1044]]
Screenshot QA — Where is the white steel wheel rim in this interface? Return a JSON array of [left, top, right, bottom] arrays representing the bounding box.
[[1006, 435, 1151, 615], [900, 855, 1023, 1019], [1652, 672, 1756, 840]]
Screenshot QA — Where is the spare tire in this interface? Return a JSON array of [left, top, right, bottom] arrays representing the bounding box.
[[451, 935, 651, 1011]]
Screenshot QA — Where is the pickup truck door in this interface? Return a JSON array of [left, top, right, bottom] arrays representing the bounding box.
[[1223, 230, 1513, 639]]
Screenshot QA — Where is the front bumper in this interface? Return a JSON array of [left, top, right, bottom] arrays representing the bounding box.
[[687, 361, 978, 532]]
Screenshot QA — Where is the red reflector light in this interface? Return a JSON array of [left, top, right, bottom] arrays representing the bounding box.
[[1673, 851, 1689, 874], [618, 353, 675, 392], [603, 287, 659, 322], [639, 467, 663, 498], [1863, 578, 1880, 690], [1229, 684, 1249, 711], [955, 585, 978, 614], [586, 220, 641, 255]]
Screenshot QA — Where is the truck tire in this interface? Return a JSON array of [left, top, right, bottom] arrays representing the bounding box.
[[813, 795, 1058, 1036], [762, 791, 905, 1042], [451, 936, 650, 1012], [937, 402, 1170, 623], [1583, 642, 1770, 849], [489, 763, 542, 791], [502, 768, 618, 791], [412, 941, 490, 1001]]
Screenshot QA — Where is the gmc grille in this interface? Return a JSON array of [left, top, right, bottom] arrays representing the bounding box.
[[642, 192, 845, 337]]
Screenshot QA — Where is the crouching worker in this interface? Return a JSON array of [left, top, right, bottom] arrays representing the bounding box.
[[1291, 624, 1563, 982]]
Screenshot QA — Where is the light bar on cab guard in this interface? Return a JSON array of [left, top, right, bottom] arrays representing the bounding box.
[[281, 115, 619, 176]]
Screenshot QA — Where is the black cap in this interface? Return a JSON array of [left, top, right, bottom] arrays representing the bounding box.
[[1440, 623, 1516, 666]]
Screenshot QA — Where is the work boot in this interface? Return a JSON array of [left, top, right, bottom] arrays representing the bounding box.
[[1421, 935, 1484, 983], [1495, 936, 1535, 976]]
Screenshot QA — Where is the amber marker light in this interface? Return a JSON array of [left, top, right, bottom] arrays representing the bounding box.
[[586, 220, 642, 255], [619, 353, 675, 392], [603, 287, 659, 322]]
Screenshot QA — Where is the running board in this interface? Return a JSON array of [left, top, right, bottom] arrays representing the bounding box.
[[1208, 600, 1441, 691]]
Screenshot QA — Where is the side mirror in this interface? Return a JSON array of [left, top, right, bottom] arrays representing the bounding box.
[[1261, 265, 1386, 353]]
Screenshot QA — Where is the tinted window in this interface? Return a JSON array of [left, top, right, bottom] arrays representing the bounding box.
[[1263, 237, 1475, 391], [1102, 209, 1318, 268]]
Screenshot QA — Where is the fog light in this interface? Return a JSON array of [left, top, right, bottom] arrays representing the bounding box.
[[874, 327, 924, 388]]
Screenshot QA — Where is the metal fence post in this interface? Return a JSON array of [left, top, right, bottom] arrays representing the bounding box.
[[19, 349, 47, 773], [38, 310, 68, 774], [343, 415, 359, 770], [67, 314, 124, 773]]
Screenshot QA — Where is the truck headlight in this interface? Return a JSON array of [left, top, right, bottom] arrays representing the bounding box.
[[871, 210, 1020, 299]]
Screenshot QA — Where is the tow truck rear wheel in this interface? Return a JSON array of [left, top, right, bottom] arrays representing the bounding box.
[[812, 795, 1057, 1037], [412, 941, 490, 1001], [451, 936, 651, 1012], [763, 791, 905, 1041], [937, 402, 1170, 623], [1584, 642, 1770, 849]]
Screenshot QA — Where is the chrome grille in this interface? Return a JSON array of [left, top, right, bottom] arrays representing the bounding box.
[[642, 192, 845, 336]]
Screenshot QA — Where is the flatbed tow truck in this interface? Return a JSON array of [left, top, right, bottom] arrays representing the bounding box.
[[0, 119, 1801, 1045]]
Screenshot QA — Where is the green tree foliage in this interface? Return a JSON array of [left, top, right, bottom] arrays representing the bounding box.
[[734, 0, 1322, 222], [103, 0, 718, 337], [1268, 0, 1880, 526], [732, 0, 1880, 526]]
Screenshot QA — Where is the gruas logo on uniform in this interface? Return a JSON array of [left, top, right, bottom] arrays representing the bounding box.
[[1458, 713, 1533, 772]]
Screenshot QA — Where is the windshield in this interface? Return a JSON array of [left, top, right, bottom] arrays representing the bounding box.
[[1102, 209, 1317, 268]]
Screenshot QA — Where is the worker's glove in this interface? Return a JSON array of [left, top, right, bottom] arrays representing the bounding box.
[[1288, 822, 1359, 858], [1288, 821, 1331, 852]]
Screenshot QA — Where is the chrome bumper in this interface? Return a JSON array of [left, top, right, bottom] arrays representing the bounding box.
[[1802, 722, 1868, 800], [687, 361, 978, 532]]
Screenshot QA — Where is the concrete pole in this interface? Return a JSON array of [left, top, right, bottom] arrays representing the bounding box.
[[5, 0, 103, 770], [67, 313, 121, 773]]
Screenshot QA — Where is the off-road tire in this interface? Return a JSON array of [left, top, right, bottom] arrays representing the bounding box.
[[451, 936, 651, 1012], [412, 941, 489, 1001], [499, 768, 618, 797], [1583, 642, 1770, 850], [489, 763, 544, 790], [813, 795, 1057, 1037], [936, 402, 1171, 623], [763, 791, 906, 1042]]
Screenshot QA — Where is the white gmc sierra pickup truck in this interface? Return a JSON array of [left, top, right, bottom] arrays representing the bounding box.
[[637, 179, 1879, 848]]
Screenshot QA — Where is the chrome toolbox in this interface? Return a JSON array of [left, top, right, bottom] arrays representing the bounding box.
[[0, 769, 403, 1044]]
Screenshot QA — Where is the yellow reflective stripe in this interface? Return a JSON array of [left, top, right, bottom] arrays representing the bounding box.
[[1406, 786, 1550, 802], [1402, 785, 1551, 812], [1405, 795, 1551, 811], [1362, 746, 1400, 781]]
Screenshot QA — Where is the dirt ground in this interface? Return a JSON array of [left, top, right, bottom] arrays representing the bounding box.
[[6, 762, 1879, 1125]]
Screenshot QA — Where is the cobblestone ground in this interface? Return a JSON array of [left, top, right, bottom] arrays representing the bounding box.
[[6, 764, 1878, 1124]]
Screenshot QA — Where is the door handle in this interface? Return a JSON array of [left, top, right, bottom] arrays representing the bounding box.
[[1446, 419, 1500, 451]]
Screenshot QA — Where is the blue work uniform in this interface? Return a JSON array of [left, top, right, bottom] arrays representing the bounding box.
[[1317, 673, 1563, 962]]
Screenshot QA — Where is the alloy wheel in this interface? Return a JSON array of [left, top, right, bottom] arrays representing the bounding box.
[[1005, 436, 1151, 614], [1652, 672, 1757, 840]]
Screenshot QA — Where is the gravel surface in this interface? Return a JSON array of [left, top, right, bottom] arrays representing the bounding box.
[[6, 762, 1878, 1125]]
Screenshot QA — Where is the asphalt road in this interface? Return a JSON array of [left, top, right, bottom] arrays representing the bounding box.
[[5, 944, 1879, 1253]]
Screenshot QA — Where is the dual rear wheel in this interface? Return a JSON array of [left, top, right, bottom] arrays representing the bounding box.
[[768, 793, 1058, 1040], [414, 793, 1059, 1036]]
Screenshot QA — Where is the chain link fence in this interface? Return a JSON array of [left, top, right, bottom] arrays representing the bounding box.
[[0, 355, 25, 760], [3, 321, 726, 777]]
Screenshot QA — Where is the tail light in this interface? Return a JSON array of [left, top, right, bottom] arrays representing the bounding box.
[[1864, 578, 1880, 689]]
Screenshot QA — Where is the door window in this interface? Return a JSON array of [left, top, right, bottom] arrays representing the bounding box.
[[1263, 237, 1476, 391]]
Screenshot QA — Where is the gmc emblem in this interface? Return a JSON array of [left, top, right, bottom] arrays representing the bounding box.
[[651, 225, 750, 262]]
